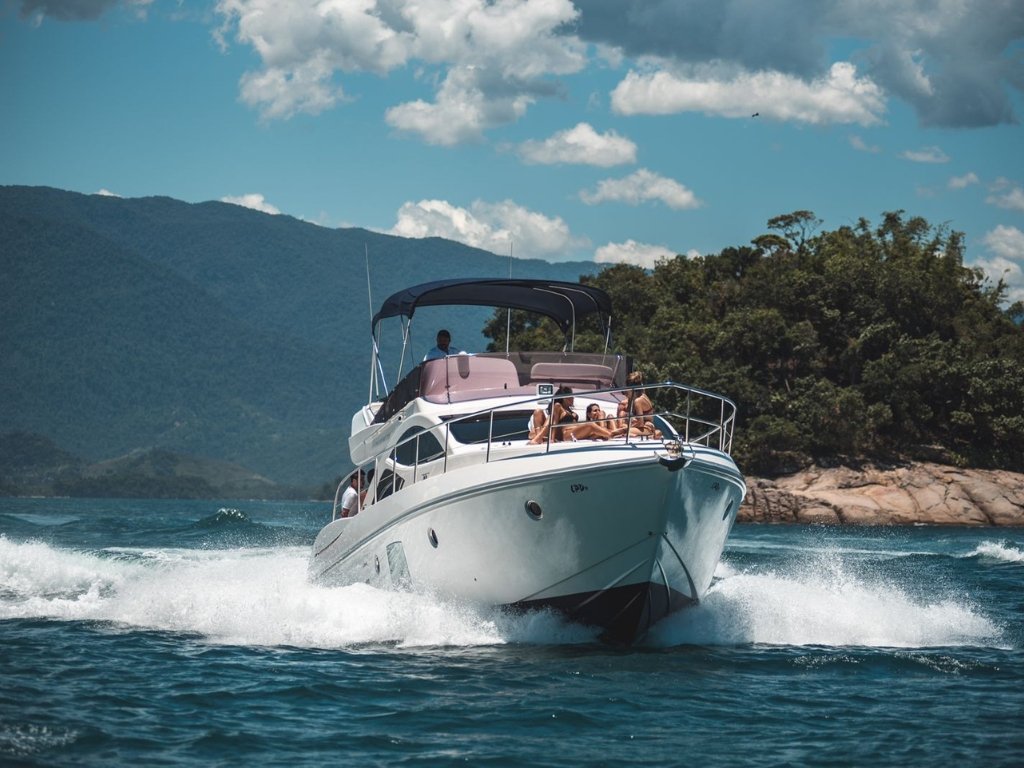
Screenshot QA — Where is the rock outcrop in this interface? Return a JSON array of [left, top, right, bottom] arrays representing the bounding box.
[[740, 462, 1024, 526]]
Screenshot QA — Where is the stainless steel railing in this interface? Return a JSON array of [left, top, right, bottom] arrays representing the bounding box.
[[335, 381, 737, 515]]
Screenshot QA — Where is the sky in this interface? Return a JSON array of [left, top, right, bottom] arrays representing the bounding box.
[[2, 0, 1023, 302]]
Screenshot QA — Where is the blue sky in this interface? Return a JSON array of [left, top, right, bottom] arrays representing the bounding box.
[[3, 1, 1023, 301]]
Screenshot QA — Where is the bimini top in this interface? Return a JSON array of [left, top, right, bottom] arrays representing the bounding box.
[[372, 278, 612, 335]]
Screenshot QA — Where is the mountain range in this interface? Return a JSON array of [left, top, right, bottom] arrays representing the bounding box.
[[0, 185, 595, 493]]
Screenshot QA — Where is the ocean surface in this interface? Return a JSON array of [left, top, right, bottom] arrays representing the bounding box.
[[1, 497, 1022, 767]]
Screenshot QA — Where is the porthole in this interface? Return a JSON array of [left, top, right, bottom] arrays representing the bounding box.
[[428, 528, 439, 548], [525, 500, 543, 520]]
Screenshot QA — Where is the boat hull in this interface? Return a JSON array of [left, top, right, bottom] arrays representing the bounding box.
[[310, 445, 744, 644]]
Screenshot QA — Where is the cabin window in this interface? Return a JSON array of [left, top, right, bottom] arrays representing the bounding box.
[[393, 427, 445, 466], [446, 411, 533, 445], [375, 469, 404, 500]]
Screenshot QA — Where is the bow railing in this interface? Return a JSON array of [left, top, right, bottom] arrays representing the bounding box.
[[333, 382, 737, 519]]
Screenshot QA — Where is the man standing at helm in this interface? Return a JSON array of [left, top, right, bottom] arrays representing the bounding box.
[[424, 329, 461, 361]]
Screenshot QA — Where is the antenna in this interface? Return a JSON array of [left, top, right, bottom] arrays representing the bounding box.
[[505, 238, 513, 355], [365, 245, 375, 401], [365, 244, 373, 326]]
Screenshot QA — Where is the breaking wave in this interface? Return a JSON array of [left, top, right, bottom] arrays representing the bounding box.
[[1, 535, 1004, 651], [966, 540, 1024, 564]]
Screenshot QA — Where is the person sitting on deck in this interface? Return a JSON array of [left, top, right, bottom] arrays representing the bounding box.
[[611, 371, 663, 439], [528, 407, 549, 441], [423, 329, 462, 361], [530, 386, 612, 443], [585, 403, 617, 429]]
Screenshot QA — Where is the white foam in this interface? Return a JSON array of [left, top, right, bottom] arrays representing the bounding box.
[[0, 724, 79, 758], [648, 550, 1003, 649], [0, 537, 594, 648], [713, 559, 738, 579], [0, 537, 131, 603], [2, 536, 1004, 651], [968, 540, 1024, 564]]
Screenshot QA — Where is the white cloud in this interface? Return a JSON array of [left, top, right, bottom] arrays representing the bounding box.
[[594, 240, 676, 269], [221, 193, 281, 215], [388, 198, 586, 260], [216, 0, 586, 139], [977, 225, 1024, 304], [95, 188, 122, 197], [202, 1, 1024, 149], [982, 224, 1024, 260], [900, 145, 950, 163], [575, 1, 1022, 128], [986, 179, 1024, 212], [515, 122, 637, 167], [384, 66, 532, 145], [610, 61, 886, 126], [580, 169, 701, 210], [849, 135, 880, 153], [948, 172, 979, 190], [238, 57, 344, 122], [216, 0, 411, 71]]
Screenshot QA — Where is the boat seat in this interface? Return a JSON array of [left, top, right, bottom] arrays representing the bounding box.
[[421, 356, 522, 402], [451, 355, 520, 392], [529, 362, 615, 388], [420, 359, 450, 400]]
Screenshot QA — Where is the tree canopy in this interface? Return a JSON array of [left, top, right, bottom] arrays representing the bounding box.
[[485, 211, 1024, 474]]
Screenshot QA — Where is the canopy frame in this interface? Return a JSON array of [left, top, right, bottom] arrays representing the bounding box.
[[368, 278, 614, 402]]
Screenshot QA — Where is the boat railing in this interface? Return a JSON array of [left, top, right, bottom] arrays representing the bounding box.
[[341, 382, 737, 512]]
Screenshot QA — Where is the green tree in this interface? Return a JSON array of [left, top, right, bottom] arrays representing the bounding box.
[[485, 210, 1024, 474]]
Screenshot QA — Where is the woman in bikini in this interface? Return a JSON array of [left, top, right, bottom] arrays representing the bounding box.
[[530, 387, 612, 443], [585, 403, 611, 426], [611, 371, 662, 438]]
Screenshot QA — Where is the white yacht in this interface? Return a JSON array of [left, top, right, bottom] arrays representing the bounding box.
[[309, 278, 745, 644]]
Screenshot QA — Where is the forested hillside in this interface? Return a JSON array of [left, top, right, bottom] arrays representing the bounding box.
[[0, 185, 593, 488], [3, 186, 1020, 495], [486, 211, 1024, 475]]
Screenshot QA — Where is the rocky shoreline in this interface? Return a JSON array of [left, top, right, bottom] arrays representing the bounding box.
[[740, 461, 1024, 526]]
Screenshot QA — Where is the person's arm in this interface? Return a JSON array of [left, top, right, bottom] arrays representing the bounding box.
[[529, 409, 547, 439]]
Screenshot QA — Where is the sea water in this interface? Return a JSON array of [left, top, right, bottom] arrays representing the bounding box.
[[1, 497, 1021, 766]]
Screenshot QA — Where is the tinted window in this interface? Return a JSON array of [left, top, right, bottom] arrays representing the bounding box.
[[447, 411, 533, 444], [375, 469, 404, 501], [394, 427, 445, 466]]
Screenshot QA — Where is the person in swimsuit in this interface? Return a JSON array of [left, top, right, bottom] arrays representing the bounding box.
[[528, 407, 549, 441], [612, 371, 662, 438], [530, 386, 612, 443], [585, 403, 623, 431]]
